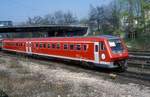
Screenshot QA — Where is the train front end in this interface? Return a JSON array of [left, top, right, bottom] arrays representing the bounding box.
[[94, 35, 129, 71], [107, 37, 129, 70]]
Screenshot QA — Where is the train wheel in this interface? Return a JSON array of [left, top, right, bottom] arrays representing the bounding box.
[[115, 60, 128, 72], [81, 61, 95, 69]]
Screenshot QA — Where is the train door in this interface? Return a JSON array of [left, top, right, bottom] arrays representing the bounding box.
[[28, 42, 32, 54], [26, 42, 32, 54], [26, 42, 28, 53], [94, 42, 99, 63]]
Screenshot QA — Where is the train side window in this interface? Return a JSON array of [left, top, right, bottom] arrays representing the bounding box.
[[43, 43, 46, 48], [83, 44, 87, 51], [40, 43, 43, 48], [95, 45, 98, 52], [36, 43, 38, 48], [52, 44, 55, 48], [100, 42, 105, 50], [64, 44, 68, 50], [48, 44, 50, 48], [57, 43, 60, 49], [76, 44, 81, 50], [70, 44, 74, 50]]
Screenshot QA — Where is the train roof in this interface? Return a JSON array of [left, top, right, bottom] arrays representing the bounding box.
[[3, 35, 120, 42], [98, 35, 120, 39]]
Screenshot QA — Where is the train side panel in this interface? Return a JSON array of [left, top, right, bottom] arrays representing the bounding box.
[[2, 40, 26, 53], [31, 41, 95, 62], [2, 36, 129, 70], [2, 39, 96, 63]]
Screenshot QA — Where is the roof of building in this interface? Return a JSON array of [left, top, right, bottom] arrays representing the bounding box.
[[0, 25, 88, 33]]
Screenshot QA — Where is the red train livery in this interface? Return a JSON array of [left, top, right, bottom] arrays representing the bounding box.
[[0, 39, 2, 50], [2, 35, 129, 70]]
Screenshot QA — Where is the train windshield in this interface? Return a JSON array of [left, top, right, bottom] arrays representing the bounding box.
[[108, 39, 124, 53]]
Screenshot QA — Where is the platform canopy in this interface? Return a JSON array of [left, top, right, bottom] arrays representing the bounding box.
[[0, 25, 87, 33], [0, 25, 88, 37]]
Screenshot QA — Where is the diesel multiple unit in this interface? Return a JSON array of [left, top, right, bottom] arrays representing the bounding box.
[[1, 35, 129, 71]]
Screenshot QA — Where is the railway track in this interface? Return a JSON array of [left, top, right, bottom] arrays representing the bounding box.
[[0, 51, 150, 87], [128, 50, 150, 69]]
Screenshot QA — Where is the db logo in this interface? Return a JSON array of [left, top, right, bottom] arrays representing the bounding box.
[[119, 54, 122, 56]]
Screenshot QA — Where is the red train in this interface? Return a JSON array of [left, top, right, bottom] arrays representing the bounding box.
[[1, 35, 129, 71], [0, 39, 2, 50]]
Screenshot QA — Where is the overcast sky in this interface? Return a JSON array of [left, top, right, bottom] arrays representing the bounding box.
[[0, 0, 112, 23]]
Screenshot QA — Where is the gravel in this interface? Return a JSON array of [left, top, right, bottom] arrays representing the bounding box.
[[21, 61, 150, 97], [0, 55, 150, 97]]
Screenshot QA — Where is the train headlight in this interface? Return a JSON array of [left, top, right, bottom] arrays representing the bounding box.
[[101, 53, 106, 60]]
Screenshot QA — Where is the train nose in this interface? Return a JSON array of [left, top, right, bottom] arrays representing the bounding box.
[[119, 53, 123, 56]]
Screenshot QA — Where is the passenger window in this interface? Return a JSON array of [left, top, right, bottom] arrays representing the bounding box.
[[43, 43, 46, 48], [70, 44, 74, 50], [83, 45, 87, 51], [95, 45, 98, 52], [36, 43, 38, 48], [52, 44, 55, 48], [48, 44, 50, 48], [64, 44, 68, 50], [40, 43, 43, 48], [57, 43, 60, 49], [100, 42, 105, 50], [76, 44, 81, 50]]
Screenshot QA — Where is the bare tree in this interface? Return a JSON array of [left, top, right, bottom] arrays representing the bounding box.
[[54, 11, 65, 24], [89, 5, 106, 33], [44, 14, 56, 25], [26, 16, 44, 25], [22, 10, 78, 26], [64, 11, 78, 25]]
